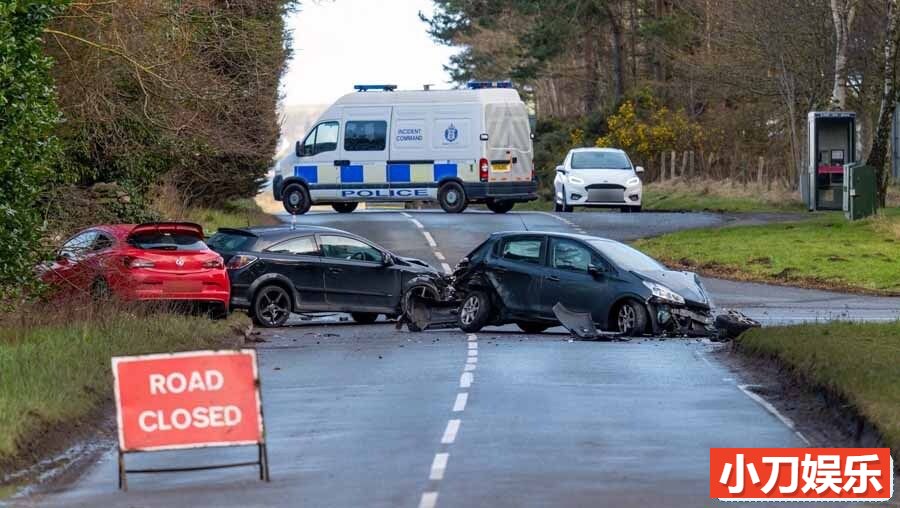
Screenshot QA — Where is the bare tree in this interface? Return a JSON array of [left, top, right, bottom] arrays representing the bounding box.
[[866, 0, 898, 206], [830, 0, 858, 109]]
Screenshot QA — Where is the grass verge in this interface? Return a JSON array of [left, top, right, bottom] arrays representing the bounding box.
[[0, 308, 247, 467], [634, 210, 900, 294], [185, 198, 281, 235], [642, 180, 804, 213], [738, 322, 900, 461]]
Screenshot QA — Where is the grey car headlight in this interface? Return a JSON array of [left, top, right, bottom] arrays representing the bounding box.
[[642, 281, 685, 305]]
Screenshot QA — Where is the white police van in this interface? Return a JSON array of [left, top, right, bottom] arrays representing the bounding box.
[[272, 82, 537, 214]]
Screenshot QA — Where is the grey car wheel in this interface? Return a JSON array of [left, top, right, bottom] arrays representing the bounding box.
[[615, 300, 648, 336], [458, 290, 491, 333]]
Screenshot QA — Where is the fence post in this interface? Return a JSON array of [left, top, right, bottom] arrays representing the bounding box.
[[659, 152, 666, 182], [689, 151, 695, 179], [681, 151, 689, 179], [670, 151, 677, 180], [757, 156, 764, 186]]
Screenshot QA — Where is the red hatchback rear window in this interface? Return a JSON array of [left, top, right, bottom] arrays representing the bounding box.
[[129, 232, 207, 251]]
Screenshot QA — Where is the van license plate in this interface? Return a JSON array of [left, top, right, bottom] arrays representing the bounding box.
[[492, 163, 510, 172]]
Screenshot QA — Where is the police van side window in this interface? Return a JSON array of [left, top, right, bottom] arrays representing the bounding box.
[[344, 121, 387, 151], [300, 122, 339, 156]]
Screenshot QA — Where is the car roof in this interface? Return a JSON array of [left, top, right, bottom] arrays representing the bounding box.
[[569, 147, 625, 154], [490, 231, 613, 243], [215, 224, 374, 250]]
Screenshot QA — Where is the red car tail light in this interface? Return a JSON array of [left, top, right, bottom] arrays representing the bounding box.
[[124, 256, 155, 269], [479, 158, 489, 182], [226, 255, 258, 270], [203, 258, 224, 269]]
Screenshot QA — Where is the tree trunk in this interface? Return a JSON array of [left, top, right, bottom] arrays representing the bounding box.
[[866, 0, 898, 207], [829, 0, 857, 109], [582, 25, 599, 115], [605, 3, 625, 105]]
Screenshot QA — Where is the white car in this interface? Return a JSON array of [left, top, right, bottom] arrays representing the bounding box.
[[554, 148, 644, 213]]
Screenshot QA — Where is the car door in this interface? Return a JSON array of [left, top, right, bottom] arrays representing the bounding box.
[[45, 230, 100, 294], [263, 235, 327, 308], [486, 235, 546, 313], [339, 108, 391, 199], [295, 121, 341, 201], [540, 237, 614, 322], [318, 234, 397, 311]]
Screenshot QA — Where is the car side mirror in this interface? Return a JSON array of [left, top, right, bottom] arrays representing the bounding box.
[[635, 166, 645, 174], [381, 253, 393, 266], [295, 140, 303, 157], [56, 251, 71, 262], [457, 256, 470, 269], [588, 264, 607, 277], [556, 165, 567, 175]]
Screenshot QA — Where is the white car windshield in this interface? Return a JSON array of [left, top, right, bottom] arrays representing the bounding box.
[[571, 151, 631, 170], [588, 240, 665, 272]]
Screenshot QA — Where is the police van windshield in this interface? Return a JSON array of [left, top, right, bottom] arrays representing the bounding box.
[[571, 151, 631, 170]]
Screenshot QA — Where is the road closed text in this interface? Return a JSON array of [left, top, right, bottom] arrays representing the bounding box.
[[113, 350, 263, 451], [137, 370, 241, 432]]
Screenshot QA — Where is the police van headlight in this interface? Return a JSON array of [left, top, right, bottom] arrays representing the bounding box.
[[568, 176, 585, 185], [626, 177, 641, 187]]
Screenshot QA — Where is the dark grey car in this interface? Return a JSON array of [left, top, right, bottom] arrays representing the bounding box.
[[451, 231, 713, 335], [208, 225, 441, 327]]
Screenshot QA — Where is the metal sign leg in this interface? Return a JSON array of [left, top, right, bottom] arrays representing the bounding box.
[[118, 450, 128, 491]]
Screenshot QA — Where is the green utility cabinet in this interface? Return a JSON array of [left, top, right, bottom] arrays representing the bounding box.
[[842, 164, 877, 220]]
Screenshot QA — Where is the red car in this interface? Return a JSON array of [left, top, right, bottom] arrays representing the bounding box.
[[41, 222, 229, 316]]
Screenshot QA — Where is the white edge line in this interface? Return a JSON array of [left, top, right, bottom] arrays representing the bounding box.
[[737, 384, 810, 445]]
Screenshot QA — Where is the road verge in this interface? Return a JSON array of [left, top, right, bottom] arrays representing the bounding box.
[[0, 306, 248, 482], [735, 322, 900, 469]]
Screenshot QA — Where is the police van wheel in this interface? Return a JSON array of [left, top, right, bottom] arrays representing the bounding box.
[[438, 182, 468, 213], [332, 202, 358, 213], [486, 200, 514, 214], [282, 184, 311, 215]]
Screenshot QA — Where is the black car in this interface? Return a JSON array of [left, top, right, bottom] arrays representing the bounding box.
[[451, 232, 713, 335], [207, 226, 441, 327]]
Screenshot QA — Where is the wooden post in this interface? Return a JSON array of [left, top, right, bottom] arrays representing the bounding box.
[[689, 151, 695, 179], [681, 151, 689, 179], [670, 150, 677, 180], [757, 156, 764, 186], [659, 152, 666, 182]]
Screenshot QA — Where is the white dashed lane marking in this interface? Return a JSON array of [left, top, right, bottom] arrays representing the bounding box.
[[411, 219, 425, 229], [441, 263, 453, 275], [418, 491, 439, 508], [434, 251, 446, 261], [452, 393, 468, 412], [429, 453, 449, 480], [459, 372, 474, 388], [423, 231, 437, 247], [441, 419, 461, 444]]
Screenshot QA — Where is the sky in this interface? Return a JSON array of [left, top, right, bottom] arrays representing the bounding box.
[[280, 0, 460, 106]]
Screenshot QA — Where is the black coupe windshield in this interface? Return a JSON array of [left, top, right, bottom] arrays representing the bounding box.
[[589, 240, 666, 272], [570, 151, 631, 170]]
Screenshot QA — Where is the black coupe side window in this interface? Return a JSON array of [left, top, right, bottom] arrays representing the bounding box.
[[266, 236, 319, 256]]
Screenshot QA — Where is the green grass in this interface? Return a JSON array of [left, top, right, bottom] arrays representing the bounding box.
[[739, 322, 900, 459], [642, 187, 805, 213], [634, 210, 900, 294], [186, 198, 280, 235], [0, 311, 246, 463]]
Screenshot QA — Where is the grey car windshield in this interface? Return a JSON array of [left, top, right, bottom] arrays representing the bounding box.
[[570, 151, 631, 169], [588, 240, 665, 272]]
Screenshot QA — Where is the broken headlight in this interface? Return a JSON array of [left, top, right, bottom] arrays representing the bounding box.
[[642, 281, 685, 305]]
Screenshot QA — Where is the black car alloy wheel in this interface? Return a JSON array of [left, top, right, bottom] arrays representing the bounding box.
[[253, 285, 292, 327]]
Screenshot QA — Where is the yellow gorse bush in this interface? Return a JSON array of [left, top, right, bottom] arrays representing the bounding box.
[[597, 99, 703, 163]]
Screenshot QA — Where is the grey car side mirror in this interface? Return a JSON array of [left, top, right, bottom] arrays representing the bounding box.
[[556, 165, 567, 174], [635, 166, 645, 173]]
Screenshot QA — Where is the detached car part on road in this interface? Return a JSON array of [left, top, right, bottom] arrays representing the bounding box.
[[407, 231, 757, 339], [208, 225, 443, 327]]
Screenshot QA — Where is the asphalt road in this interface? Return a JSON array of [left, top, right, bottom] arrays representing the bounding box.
[[19, 209, 899, 508]]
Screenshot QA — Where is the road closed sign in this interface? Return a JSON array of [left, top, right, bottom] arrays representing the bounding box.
[[112, 350, 264, 452]]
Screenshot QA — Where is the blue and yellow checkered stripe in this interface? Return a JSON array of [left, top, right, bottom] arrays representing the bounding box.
[[293, 161, 477, 185]]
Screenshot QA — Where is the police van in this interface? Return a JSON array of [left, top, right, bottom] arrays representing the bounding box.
[[272, 81, 537, 214]]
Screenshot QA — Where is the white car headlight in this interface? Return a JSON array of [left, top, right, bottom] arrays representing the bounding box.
[[568, 176, 585, 185], [642, 281, 685, 305], [626, 177, 641, 187]]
